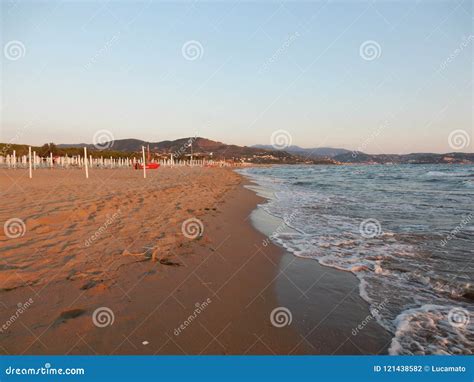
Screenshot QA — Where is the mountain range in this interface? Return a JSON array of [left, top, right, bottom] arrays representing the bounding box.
[[252, 144, 351, 158], [58, 138, 320, 164], [56, 137, 474, 164]]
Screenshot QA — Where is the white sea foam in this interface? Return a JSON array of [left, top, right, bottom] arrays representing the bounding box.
[[426, 171, 459, 177], [237, 165, 474, 355], [389, 305, 473, 355]]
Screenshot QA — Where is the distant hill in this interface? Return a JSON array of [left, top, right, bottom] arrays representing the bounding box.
[[58, 137, 331, 164], [60, 137, 279, 158], [57, 143, 94, 149], [58, 139, 146, 151], [49, 139, 474, 165], [253, 145, 351, 158]]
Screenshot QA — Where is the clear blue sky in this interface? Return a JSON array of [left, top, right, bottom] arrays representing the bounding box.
[[1, 0, 472, 153]]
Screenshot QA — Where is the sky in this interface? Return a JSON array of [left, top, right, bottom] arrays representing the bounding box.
[[1, 0, 473, 154]]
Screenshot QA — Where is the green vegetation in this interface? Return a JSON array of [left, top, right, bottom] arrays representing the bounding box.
[[0, 143, 140, 160]]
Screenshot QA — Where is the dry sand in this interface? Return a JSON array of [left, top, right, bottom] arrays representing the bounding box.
[[0, 167, 390, 355]]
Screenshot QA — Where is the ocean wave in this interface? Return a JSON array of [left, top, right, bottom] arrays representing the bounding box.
[[463, 180, 474, 187], [425, 171, 472, 177], [239, 164, 474, 355], [389, 305, 473, 355]]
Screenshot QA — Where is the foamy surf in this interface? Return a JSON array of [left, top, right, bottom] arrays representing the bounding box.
[[389, 305, 473, 355], [238, 164, 474, 355]]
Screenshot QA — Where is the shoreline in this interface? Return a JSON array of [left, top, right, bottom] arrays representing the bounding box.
[[241, 177, 393, 354], [1, 167, 390, 354], [0, 168, 304, 354], [237, 164, 474, 356]]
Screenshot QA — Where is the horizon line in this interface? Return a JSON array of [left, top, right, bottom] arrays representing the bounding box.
[[1, 137, 473, 156]]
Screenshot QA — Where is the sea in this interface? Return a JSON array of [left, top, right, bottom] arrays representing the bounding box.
[[238, 164, 473, 355]]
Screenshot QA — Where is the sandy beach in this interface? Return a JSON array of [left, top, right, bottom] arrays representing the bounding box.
[[0, 167, 390, 354], [2, 0, 472, 370]]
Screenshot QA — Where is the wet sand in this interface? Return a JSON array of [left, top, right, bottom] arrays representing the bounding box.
[[250, 207, 392, 354], [0, 167, 391, 354]]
